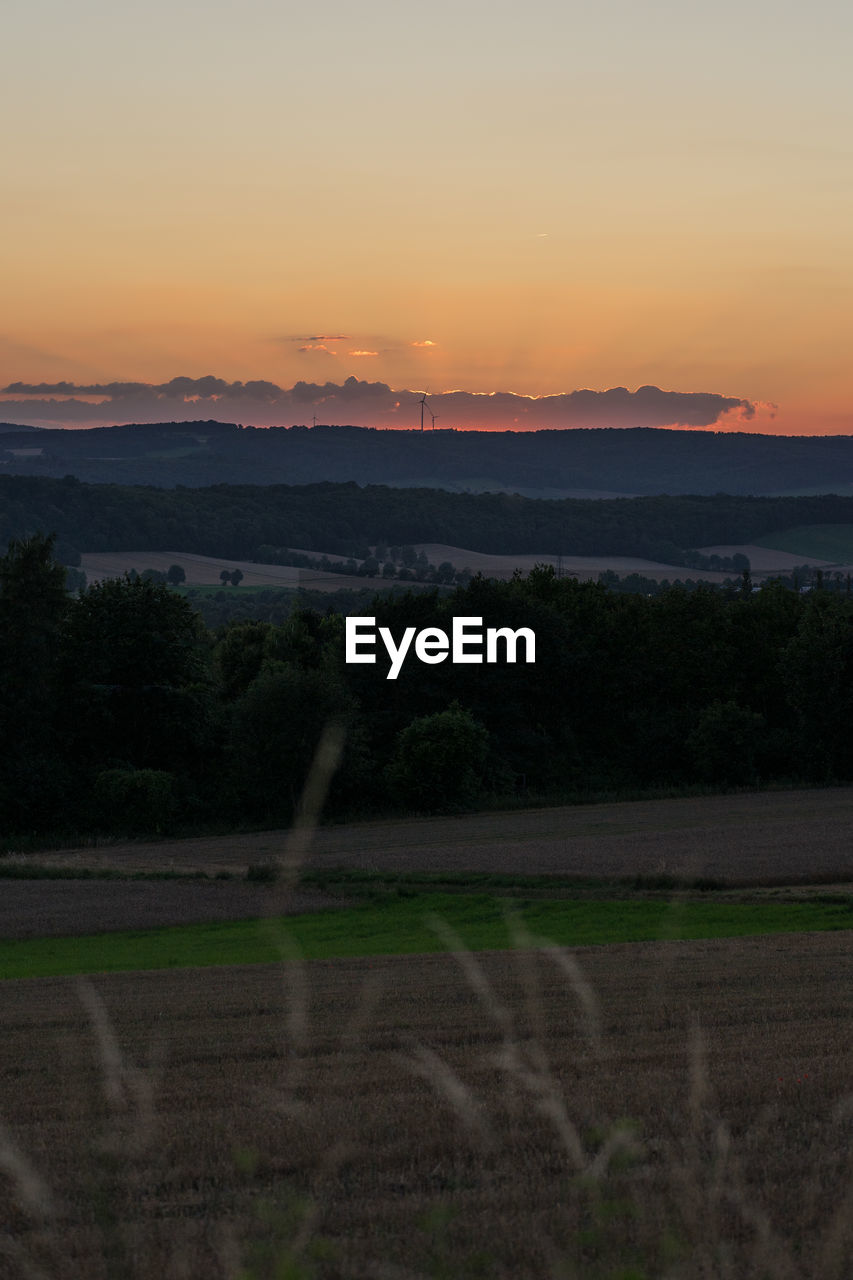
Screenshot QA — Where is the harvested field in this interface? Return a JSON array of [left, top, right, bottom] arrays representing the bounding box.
[[416, 542, 835, 580], [79, 551, 385, 593], [412, 542, 734, 582], [1, 933, 851, 1278], [0, 881, 347, 941], [17, 786, 853, 883], [78, 544, 798, 595]]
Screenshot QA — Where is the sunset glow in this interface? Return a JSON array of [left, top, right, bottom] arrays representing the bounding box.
[[2, 0, 851, 435]]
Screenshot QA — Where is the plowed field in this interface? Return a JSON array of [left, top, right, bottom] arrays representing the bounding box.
[[0, 881, 348, 941], [14, 786, 853, 883]]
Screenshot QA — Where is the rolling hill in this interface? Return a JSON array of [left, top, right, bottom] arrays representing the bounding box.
[[4, 420, 853, 495]]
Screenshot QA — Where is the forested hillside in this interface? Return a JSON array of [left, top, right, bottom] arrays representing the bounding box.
[[4, 474, 853, 565], [4, 420, 853, 494], [3, 535, 853, 841]]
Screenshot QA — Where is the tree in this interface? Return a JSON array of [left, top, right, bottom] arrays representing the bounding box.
[[686, 700, 766, 785], [213, 620, 274, 700], [230, 568, 244, 587], [220, 569, 232, 585], [0, 533, 73, 829], [778, 594, 853, 778], [167, 563, 186, 585], [94, 767, 177, 835], [60, 573, 211, 777], [228, 660, 352, 819], [0, 532, 69, 640], [385, 703, 489, 810]]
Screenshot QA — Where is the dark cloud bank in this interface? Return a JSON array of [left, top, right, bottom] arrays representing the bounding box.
[[1, 376, 754, 430]]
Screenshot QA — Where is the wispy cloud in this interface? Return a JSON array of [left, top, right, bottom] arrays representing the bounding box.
[[283, 334, 350, 343], [411, 339, 437, 348]]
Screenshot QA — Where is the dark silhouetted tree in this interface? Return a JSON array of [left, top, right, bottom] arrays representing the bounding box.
[[61, 573, 211, 779], [0, 533, 72, 828], [385, 703, 489, 810]]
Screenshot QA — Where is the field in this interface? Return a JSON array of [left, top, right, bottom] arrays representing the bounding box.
[[694, 543, 835, 572], [14, 786, 853, 882], [78, 543, 821, 595], [79, 552, 387, 593], [1, 892, 852, 981], [0, 879, 348, 941], [753, 524, 853, 565], [1, 936, 851, 1278], [2, 789, 852, 1277], [412, 543, 734, 582]]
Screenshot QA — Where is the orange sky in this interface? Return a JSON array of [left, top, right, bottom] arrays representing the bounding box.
[[2, 1, 851, 435]]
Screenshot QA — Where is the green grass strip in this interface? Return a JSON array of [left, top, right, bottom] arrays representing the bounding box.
[[2, 893, 851, 981]]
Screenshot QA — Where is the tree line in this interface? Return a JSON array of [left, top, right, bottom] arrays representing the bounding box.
[[3, 474, 853, 566], [3, 533, 853, 843]]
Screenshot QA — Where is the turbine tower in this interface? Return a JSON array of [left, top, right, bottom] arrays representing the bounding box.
[[419, 391, 432, 433]]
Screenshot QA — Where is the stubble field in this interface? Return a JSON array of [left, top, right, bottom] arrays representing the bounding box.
[[1, 934, 851, 1279], [2, 788, 852, 1277], [79, 552, 387, 593]]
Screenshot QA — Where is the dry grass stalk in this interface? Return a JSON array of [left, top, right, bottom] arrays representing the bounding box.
[[397, 1039, 495, 1153], [75, 979, 157, 1148], [0, 1120, 54, 1221]]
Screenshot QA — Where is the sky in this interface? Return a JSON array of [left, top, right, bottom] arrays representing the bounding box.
[[2, 0, 851, 434]]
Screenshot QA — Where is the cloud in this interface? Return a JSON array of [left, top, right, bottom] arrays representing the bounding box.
[[297, 344, 337, 355], [348, 349, 379, 357], [411, 339, 437, 347], [284, 334, 349, 343], [2, 376, 234, 400], [714, 399, 778, 431], [0, 376, 756, 431]]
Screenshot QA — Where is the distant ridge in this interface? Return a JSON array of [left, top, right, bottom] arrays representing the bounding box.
[[2, 421, 853, 496]]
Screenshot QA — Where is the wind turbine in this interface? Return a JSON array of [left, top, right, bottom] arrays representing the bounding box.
[[419, 390, 432, 433], [428, 406, 438, 429]]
